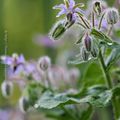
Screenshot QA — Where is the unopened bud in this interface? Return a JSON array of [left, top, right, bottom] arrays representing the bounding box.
[[19, 96, 29, 113], [49, 20, 66, 40], [91, 47, 98, 58], [1, 81, 13, 98], [84, 33, 92, 52], [81, 47, 89, 61], [93, 0, 102, 15], [106, 8, 119, 25], [38, 56, 51, 71]]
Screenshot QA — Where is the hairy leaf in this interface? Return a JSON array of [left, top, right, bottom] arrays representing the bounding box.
[[91, 28, 112, 43], [106, 48, 120, 71], [36, 89, 112, 109]]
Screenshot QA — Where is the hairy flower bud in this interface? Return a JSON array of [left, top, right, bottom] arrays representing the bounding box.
[[93, 0, 102, 15], [1, 81, 13, 98], [91, 47, 98, 58], [19, 96, 29, 113], [49, 20, 66, 40], [81, 47, 89, 61], [84, 33, 92, 52], [106, 8, 119, 24], [38, 56, 51, 71]]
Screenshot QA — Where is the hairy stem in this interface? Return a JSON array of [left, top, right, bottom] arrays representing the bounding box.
[[98, 12, 105, 30], [107, 24, 113, 36], [79, 15, 90, 29], [92, 12, 95, 28], [99, 50, 120, 120]]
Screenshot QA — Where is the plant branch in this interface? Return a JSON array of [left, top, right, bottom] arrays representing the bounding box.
[[99, 50, 120, 120], [78, 15, 90, 29], [92, 12, 95, 28]]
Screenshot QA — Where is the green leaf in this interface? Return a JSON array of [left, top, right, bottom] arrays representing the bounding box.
[[88, 90, 112, 107], [36, 91, 79, 109], [36, 89, 112, 109], [83, 63, 105, 87], [87, 85, 107, 96], [68, 57, 96, 65], [106, 48, 120, 71], [99, 41, 120, 49], [91, 28, 112, 43]]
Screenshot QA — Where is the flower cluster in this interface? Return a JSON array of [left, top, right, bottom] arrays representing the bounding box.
[[0, 53, 80, 112], [51, 0, 119, 63]]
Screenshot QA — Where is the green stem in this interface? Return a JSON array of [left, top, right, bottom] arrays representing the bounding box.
[[99, 50, 120, 120], [78, 15, 90, 29], [98, 12, 105, 30], [107, 24, 113, 36], [92, 12, 95, 28]]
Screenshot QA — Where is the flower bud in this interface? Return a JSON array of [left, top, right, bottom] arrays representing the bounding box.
[[91, 47, 98, 58], [106, 8, 119, 25], [19, 96, 29, 113], [1, 81, 13, 98], [81, 47, 89, 61], [84, 33, 92, 52], [49, 20, 66, 40], [38, 56, 51, 71], [93, 0, 102, 15], [66, 13, 76, 28]]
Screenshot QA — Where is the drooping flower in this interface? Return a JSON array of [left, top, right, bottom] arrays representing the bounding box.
[[106, 8, 119, 25], [38, 56, 51, 71], [53, 0, 84, 21]]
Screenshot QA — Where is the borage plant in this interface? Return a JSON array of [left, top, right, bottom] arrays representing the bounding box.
[[1, 0, 120, 120]]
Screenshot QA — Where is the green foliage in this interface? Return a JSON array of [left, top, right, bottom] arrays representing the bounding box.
[[91, 28, 112, 43], [36, 85, 113, 109], [106, 47, 120, 71]]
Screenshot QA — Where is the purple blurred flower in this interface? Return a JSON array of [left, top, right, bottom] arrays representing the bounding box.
[[33, 35, 62, 47], [0, 110, 9, 120], [53, 0, 84, 20], [1, 53, 25, 72]]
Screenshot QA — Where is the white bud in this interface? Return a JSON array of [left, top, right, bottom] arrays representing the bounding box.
[[38, 56, 51, 71], [106, 8, 119, 25], [1, 81, 13, 98], [19, 96, 29, 113]]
